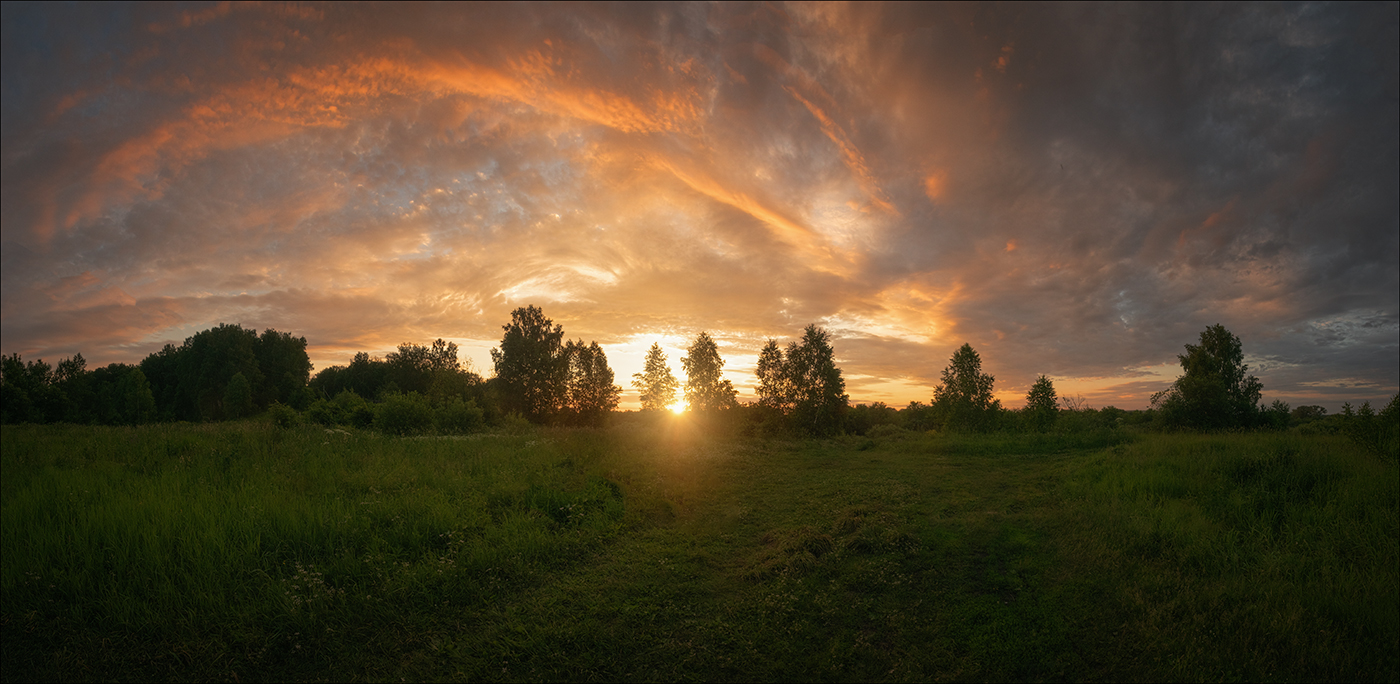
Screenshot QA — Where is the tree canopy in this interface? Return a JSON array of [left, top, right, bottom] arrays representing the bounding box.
[[755, 339, 791, 413], [491, 305, 567, 422], [1152, 324, 1263, 430], [564, 339, 622, 425], [632, 343, 679, 412], [933, 343, 1000, 432], [682, 332, 738, 413], [783, 325, 848, 435], [1024, 375, 1058, 432]]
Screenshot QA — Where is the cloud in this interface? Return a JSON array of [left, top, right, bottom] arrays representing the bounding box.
[[1, 2, 1395, 410]]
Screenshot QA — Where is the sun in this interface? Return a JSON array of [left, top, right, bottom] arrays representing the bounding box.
[[669, 400, 686, 414]]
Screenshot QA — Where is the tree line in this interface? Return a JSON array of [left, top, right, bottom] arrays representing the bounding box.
[[2, 323, 310, 425], [3, 309, 1395, 454]]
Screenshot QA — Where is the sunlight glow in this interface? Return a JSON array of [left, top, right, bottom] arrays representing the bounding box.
[[669, 400, 686, 414]]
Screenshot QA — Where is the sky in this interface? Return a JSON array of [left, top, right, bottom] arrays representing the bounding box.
[[2, 2, 1397, 411]]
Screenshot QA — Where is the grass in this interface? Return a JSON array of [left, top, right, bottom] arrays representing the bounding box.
[[2, 417, 1395, 681]]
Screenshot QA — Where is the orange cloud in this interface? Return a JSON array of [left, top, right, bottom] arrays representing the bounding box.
[[924, 170, 948, 202]]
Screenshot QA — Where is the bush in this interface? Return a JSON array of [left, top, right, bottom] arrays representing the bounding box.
[[375, 392, 434, 436], [267, 402, 299, 428], [435, 397, 485, 434], [496, 412, 534, 435], [305, 389, 375, 428], [845, 402, 898, 435], [1341, 395, 1400, 460], [866, 423, 908, 440]]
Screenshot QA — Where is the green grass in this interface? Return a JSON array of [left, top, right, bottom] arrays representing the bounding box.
[[2, 419, 1395, 681]]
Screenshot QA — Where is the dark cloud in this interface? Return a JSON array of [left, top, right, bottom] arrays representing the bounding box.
[[2, 2, 1395, 409]]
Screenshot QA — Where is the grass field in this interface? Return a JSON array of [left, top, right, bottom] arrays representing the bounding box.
[[2, 416, 1396, 681]]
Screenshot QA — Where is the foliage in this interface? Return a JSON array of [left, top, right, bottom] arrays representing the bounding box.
[[563, 340, 621, 426], [223, 372, 254, 419], [386, 339, 478, 395], [2, 353, 159, 426], [1151, 324, 1263, 430], [1290, 404, 1328, 424], [631, 343, 679, 412], [746, 326, 848, 435], [433, 397, 486, 434], [1, 353, 66, 423], [755, 339, 790, 413], [783, 325, 848, 435], [681, 332, 737, 413], [266, 402, 299, 428], [491, 306, 567, 423], [135, 324, 310, 421], [253, 329, 314, 409], [1340, 394, 1400, 459], [306, 390, 376, 429], [844, 402, 898, 435], [899, 400, 938, 431], [374, 392, 435, 436], [932, 343, 1001, 432], [1024, 375, 1058, 432]]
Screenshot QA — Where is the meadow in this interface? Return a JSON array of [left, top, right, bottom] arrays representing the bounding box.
[[2, 416, 1396, 682]]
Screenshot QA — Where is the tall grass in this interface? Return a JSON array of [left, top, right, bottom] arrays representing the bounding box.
[[2, 422, 637, 679], [1062, 432, 1399, 680], [4, 421, 1395, 681]]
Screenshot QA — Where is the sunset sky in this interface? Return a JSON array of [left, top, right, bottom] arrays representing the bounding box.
[[2, 2, 1397, 411]]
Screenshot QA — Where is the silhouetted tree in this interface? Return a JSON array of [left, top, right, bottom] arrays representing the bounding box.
[[1151, 324, 1262, 430], [755, 339, 791, 413], [69, 363, 155, 425], [564, 340, 621, 425], [386, 338, 480, 398], [139, 344, 183, 420], [632, 343, 679, 411], [223, 372, 254, 419], [1025, 375, 1058, 432], [682, 332, 737, 413], [345, 352, 390, 399], [1, 353, 62, 423], [255, 329, 313, 409], [933, 343, 1001, 432], [491, 305, 567, 422], [139, 324, 307, 421], [784, 324, 848, 435], [1290, 405, 1327, 424]]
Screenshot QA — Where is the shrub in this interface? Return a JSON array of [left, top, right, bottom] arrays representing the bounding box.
[[435, 397, 485, 434], [267, 402, 299, 428], [496, 411, 534, 435], [375, 392, 434, 436], [866, 423, 907, 440], [845, 402, 898, 435], [305, 389, 375, 428]]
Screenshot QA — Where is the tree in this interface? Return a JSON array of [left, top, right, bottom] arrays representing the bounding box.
[[932, 343, 1001, 432], [1024, 375, 1058, 432], [682, 332, 737, 413], [784, 324, 848, 435], [223, 372, 253, 419], [755, 339, 791, 413], [254, 329, 312, 407], [1151, 324, 1262, 430], [632, 343, 679, 411], [491, 305, 567, 422], [564, 340, 621, 425]]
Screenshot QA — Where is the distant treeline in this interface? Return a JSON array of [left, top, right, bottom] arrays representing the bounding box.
[[2, 308, 1396, 455], [2, 324, 310, 425]]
